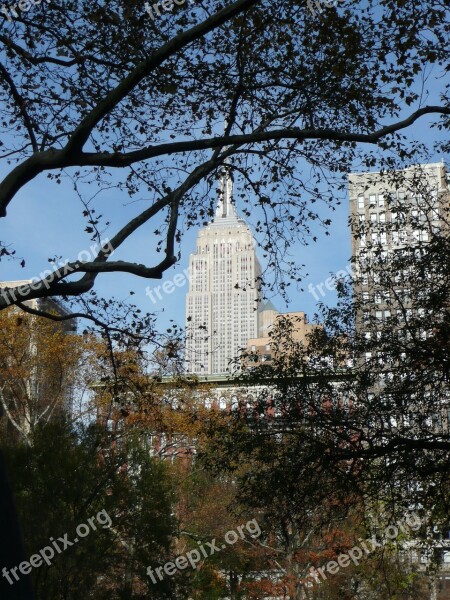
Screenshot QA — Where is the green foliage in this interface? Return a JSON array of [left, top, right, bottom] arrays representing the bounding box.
[[2, 420, 179, 599]]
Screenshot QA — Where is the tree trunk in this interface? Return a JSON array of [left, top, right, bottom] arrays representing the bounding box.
[[0, 450, 35, 599], [229, 570, 239, 599]]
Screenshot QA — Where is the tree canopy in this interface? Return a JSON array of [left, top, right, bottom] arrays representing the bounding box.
[[0, 0, 448, 324], [1, 3, 449, 597], [204, 189, 450, 541]]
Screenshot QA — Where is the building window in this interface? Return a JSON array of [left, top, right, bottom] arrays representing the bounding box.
[[358, 196, 365, 209], [369, 194, 376, 207], [378, 194, 385, 207]]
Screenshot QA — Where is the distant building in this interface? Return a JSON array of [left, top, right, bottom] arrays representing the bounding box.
[[349, 162, 450, 344], [258, 299, 278, 337], [0, 279, 75, 319], [349, 165, 450, 600], [0, 280, 76, 440], [247, 307, 321, 367], [185, 168, 262, 374]]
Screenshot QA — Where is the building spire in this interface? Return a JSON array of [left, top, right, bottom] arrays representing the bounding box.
[[216, 165, 238, 219]]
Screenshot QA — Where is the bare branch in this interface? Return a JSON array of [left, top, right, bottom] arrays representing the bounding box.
[[77, 105, 450, 167], [0, 386, 25, 442]]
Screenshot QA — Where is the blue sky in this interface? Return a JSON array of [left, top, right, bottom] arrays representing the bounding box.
[[0, 103, 448, 333]]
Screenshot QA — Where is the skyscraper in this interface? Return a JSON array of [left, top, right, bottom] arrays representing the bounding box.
[[348, 167, 450, 595], [349, 162, 449, 344], [185, 169, 261, 374]]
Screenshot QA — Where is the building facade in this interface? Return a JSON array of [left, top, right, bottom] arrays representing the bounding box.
[[185, 170, 262, 375], [349, 162, 449, 344], [247, 308, 321, 367], [349, 164, 450, 600]]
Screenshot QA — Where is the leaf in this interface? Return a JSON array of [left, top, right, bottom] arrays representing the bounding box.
[[161, 83, 177, 94]]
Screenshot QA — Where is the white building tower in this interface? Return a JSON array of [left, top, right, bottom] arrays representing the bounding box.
[[185, 169, 261, 375]]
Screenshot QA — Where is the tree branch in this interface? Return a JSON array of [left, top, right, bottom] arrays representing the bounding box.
[[76, 105, 450, 166], [0, 386, 26, 442], [1, 104, 448, 217], [64, 0, 260, 155], [0, 34, 124, 68], [0, 155, 223, 308], [0, 63, 38, 152]]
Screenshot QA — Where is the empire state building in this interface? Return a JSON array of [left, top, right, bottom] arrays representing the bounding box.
[[185, 170, 261, 375]]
